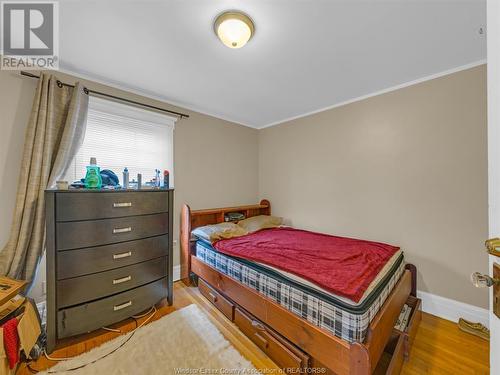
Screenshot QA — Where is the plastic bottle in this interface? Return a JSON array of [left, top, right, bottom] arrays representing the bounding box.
[[85, 157, 102, 189], [123, 167, 129, 189], [155, 169, 161, 188]]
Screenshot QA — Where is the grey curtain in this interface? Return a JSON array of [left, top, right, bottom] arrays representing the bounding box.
[[0, 73, 89, 281]]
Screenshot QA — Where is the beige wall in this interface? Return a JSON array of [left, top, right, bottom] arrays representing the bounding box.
[[0, 70, 259, 301], [0, 66, 489, 308], [259, 65, 489, 308]]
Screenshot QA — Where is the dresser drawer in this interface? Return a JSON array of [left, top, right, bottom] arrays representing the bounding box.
[[56, 213, 168, 250], [234, 307, 309, 370], [57, 257, 167, 308], [57, 278, 167, 339], [56, 191, 169, 221], [57, 235, 168, 279]]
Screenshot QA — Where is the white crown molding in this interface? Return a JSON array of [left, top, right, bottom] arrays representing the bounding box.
[[53, 66, 257, 129], [55, 60, 486, 130], [259, 59, 487, 129], [417, 290, 489, 328]]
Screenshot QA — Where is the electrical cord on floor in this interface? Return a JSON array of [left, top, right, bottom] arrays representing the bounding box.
[[27, 306, 157, 373], [101, 310, 143, 334], [131, 309, 155, 319], [100, 307, 154, 334], [101, 326, 122, 333]]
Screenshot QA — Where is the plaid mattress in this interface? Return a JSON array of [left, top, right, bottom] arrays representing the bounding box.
[[196, 241, 405, 343]]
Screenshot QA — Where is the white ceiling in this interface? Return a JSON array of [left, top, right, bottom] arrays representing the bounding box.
[[59, 0, 486, 129]]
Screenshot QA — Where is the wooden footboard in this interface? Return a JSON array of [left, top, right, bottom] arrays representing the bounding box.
[[351, 271, 411, 373], [181, 202, 418, 375], [191, 255, 412, 375]]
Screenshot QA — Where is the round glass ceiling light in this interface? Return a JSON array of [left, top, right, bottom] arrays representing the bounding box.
[[214, 11, 255, 49]]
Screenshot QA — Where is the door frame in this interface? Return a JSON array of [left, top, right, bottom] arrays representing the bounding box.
[[487, 0, 499, 372]]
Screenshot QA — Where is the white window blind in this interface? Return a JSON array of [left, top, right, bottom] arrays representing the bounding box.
[[65, 96, 175, 185]]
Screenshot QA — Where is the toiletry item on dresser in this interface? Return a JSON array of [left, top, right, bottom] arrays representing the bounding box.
[[137, 173, 142, 189], [123, 167, 129, 189], [85, 157, 102, 189], [163, 170, 169, 189], [155, 169, 161, 188]]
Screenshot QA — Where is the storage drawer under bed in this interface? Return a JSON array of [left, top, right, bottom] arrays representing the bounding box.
[[234, 307, 310, 370], [197, 277, 309, 371], [199, 278, 235, 320]]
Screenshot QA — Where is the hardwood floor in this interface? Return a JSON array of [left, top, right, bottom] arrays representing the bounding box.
[[401, 312, 489, 375], [19, 282, 489, 374]]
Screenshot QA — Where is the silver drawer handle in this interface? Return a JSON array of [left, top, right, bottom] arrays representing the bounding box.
[[113, 227, 132, 234], [113, 301, 132, 311], [113, 275, 132, 285], [113, 202, 132, 208], [113, 251, 132, 260]]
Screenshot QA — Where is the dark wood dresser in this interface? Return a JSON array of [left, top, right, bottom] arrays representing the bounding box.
[[45, 189, 173, 353]]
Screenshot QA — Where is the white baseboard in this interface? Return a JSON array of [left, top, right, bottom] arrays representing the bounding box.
[[417, 290, 489, 328], [173, 265, 181, 282]]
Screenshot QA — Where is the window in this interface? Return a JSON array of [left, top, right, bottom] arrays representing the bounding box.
[[65, 96, 175, 186]]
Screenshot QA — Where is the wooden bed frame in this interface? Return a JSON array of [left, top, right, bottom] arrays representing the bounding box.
[[180, 200, 419, 375]]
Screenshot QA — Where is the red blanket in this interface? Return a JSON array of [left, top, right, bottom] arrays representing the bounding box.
[[214, 227, 399, 302]]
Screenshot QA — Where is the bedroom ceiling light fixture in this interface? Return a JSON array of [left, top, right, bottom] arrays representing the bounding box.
[[214, 11, 254, 49]]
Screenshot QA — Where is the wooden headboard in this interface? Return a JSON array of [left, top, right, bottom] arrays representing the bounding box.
[[180, 199, 271, 285]]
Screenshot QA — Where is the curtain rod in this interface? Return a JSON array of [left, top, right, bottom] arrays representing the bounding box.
[[19, 71, 190, 119]]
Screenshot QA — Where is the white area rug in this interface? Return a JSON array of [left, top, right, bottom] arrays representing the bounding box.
[[42, 304, 256, 374]]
